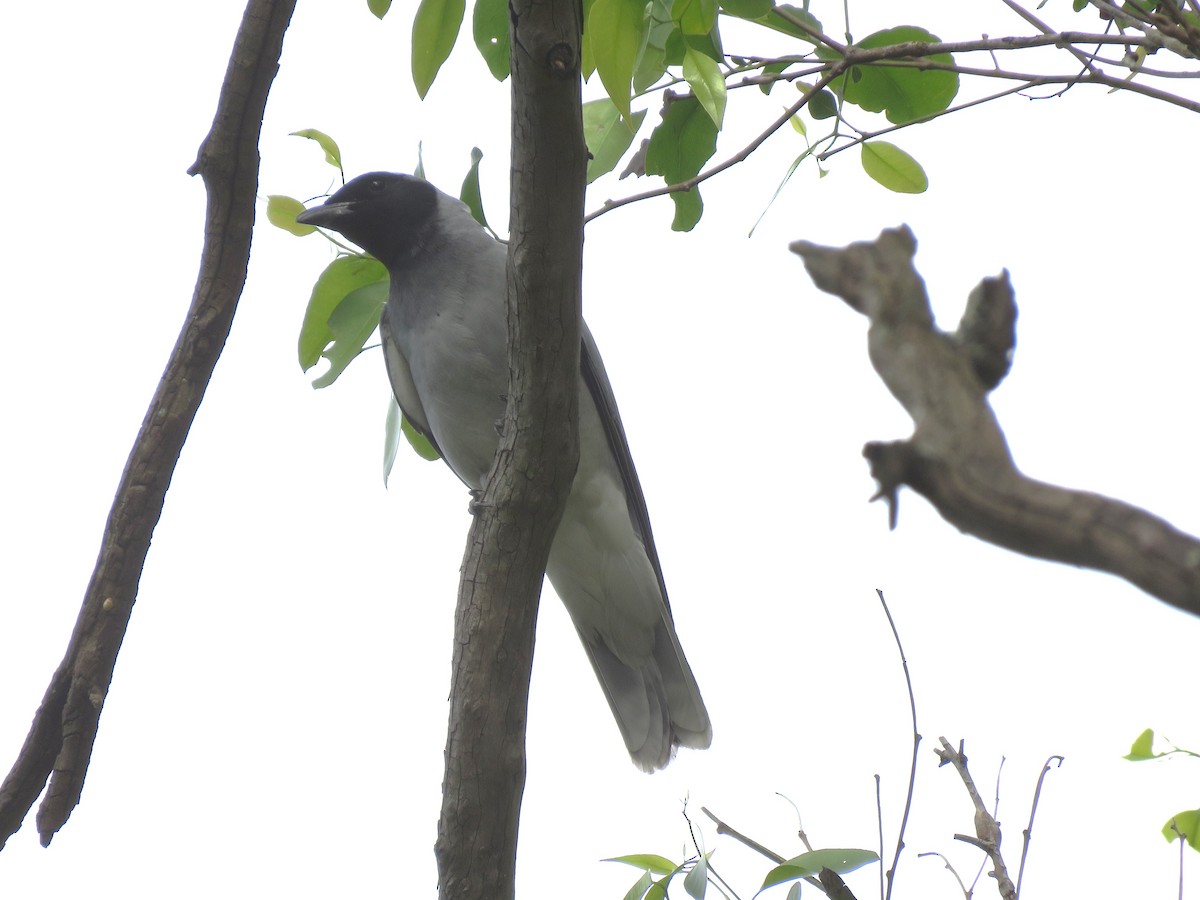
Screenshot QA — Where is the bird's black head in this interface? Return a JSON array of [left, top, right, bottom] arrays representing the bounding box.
[[296, 172, 439, 268]]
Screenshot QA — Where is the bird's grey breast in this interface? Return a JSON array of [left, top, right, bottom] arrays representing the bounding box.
[[385, 223, 509, 489]]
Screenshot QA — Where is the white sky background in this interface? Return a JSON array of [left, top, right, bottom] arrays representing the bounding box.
[[2, 1, 1199, 898]]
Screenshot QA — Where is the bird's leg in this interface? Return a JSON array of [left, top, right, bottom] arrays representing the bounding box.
[[468, 488, 490, 515]]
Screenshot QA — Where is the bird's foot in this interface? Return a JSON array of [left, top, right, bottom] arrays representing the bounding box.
[[468, 489, 490, 515]]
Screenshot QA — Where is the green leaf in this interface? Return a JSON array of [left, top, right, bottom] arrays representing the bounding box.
[[604, 855, 679, 876], [290, 129, 343, 170], [1163, 809, 1200, 850], [267, 195, 317, 236], [368, 0, 392, 18], [312, 280, 389, 389], [683, 855, 708, 899], [683, 45, 726, 126], [1125, 728, 1159, 761], [459, 147, 491, 230], [785, 883, 802, 900], [808, 87, 837, 119], [384, 397, 440, 485], [472, 0, 510, 80], [667, 189, 703, 231], [583, 99, 647, 183], [402, 412, 440, 461], [645, 96, 718, 182], [298, 255, 389, 373], [746, 4, 821, 40], [861, 141, 927, 193], [672, 0, 716, 35], [414, 142, 427, 181], [825, 26, 959, 125], [756, 60, 790, 95], [645, 95, 718, 230], [762, 849, 878, 889], [588, 0, 649, 121], [719, 0, 770, 19], [622, 870, 655, 900], [748, 144, 812, 237], [383, 397, 403, 485], [411, 0, 466, 98]]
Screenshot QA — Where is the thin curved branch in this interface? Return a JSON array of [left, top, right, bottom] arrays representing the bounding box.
[[0, 0, 298, 850], [585, 65, 847, 223], [590, 29, 1200, 224], [790, 227, 1200, 618]]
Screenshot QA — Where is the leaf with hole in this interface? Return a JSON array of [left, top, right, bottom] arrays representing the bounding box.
[[472, 0, 509, 80]]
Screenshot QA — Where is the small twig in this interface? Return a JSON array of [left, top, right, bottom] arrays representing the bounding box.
[[916, 851, 970, 899], [1015, 754, 1064, 900], [700, 807, 786, 865], [877, 589, 921, 900], [585, 64, 846, 223], [774, 792, 814, 852], [1174, 820, 1185, 900], [998, 0, 1102, 74], [700, 807, 826, 894], [936, 738, 1017, 900], [684, 803, 740, 900], [875, 776, 885, 900]]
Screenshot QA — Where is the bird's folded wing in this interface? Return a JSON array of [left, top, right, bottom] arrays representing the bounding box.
[[380, 304, 441, 455], [580, 325, 673, 619]]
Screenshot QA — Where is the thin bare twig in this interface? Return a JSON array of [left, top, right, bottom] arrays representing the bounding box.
[[585, 65, 847, 223], [877, 589, 921, 900], [916, 851, 970, 899], [700, 806, 786, 864], [1015, 755, 1064, 899]]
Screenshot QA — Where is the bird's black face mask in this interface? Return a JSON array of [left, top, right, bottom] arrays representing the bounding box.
[[296, 172, 438, 268]]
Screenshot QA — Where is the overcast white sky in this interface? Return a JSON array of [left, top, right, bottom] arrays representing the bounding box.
[[2, 2, 1198, 898]]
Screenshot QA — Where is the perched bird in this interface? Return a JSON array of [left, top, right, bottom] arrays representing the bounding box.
[[296, 173, 710, 770]]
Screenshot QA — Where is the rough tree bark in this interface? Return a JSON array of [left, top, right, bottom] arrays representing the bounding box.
[[0, 0, 298, 850], [791, 226, 1200, 617], [433, 0, 587, 896]]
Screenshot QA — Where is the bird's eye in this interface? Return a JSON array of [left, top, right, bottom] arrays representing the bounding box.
[[369, 179, 385, 193]]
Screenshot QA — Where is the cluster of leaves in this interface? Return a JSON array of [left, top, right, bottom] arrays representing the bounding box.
[[606, 846, 877, 900], [1124, 728, 1200, 852], [266, 130, 457, 477], [383, 0, 960, 229]]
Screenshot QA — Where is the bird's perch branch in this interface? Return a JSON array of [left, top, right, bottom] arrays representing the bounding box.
[[433, 0, 586, 896], [0, 0, 297, 849], [790, 226, 1200, 617], [935, 738, 1017, 900]]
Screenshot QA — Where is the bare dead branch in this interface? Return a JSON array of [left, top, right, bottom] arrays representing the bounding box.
[[700, 806, 787, 864], [789, 226, 1200, 618], [877, 589, 922, 900], [935, 738, 1018, 900], [591, 25, 1200, 222], [1016, 755, 1064, 899], [0, 0, 298, 851]]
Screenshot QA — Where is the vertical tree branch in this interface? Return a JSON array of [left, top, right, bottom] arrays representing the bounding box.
[[433, 0, 586, 896], [0, 0, 297, 849]]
